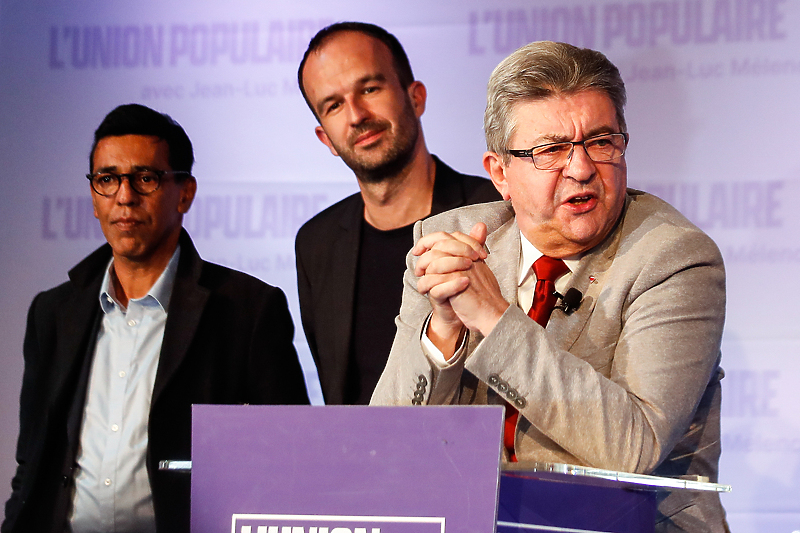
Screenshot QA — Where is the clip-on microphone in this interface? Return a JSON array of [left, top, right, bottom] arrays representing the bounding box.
[[553, 287, 583, 314]]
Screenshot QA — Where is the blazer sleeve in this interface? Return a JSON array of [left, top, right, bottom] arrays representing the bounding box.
[[246, 284, 310, 405], [3, 294, 45, 531]]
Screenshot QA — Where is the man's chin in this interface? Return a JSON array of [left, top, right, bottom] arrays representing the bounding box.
[[350, 151, 415, 184], [108, 237, 147, 259], [356, 169, 397, 184], [561, 225, 613, 253], [341, 152, 388, 175]]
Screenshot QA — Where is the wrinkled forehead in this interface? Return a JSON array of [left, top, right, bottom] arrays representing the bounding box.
[[507, 90, 620, 146]]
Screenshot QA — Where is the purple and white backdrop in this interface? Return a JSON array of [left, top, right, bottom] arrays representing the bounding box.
[[1, 1, 798, 531]]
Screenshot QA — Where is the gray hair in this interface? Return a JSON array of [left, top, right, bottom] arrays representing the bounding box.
[[484, 41, 627, 160]]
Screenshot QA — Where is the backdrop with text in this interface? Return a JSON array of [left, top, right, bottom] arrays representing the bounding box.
[[1, 1, 798, 530]]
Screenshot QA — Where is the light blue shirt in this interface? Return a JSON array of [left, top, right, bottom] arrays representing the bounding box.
[[70, 247, 180, 533]]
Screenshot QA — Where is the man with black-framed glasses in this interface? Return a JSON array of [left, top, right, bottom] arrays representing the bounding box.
[[3, 103, 309, 533], [373, 42, 729, 533]]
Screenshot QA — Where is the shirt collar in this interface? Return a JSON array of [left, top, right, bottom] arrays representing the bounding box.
[[517, 232, 581, 287], [99, 245, 181, 313]]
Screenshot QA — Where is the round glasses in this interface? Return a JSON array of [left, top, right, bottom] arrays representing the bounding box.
[[86, 170, 192, 197], [507, 132, 629, 170]]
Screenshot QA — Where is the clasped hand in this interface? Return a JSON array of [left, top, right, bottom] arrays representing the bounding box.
[[412, 223, 509, 356]]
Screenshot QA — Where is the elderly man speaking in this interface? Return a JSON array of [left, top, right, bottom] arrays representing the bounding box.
[[372, 41, 728, 533]]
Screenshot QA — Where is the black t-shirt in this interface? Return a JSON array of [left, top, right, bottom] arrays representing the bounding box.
[[345, 220, 415, 404]]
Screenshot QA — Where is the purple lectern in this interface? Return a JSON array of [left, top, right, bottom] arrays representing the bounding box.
[[191, 405, 504, 533]]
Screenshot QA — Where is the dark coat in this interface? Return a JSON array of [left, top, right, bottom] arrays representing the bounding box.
[[295, 156, 501, 404], [3, 230, 310, 533]]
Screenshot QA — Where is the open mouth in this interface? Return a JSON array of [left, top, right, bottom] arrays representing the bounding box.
[[567, 195, 594, 205]]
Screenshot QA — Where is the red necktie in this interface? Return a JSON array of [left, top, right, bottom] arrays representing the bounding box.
[[504, 256, 568, 461]]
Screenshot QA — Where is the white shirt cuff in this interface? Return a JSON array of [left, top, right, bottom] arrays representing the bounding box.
[[420, 313, 468, 367]]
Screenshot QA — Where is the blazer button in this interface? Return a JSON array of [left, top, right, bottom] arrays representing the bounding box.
[[506, 388, 518, 400], [514, 397, 527, 409], [488, 374, 500, 385], [417, 375, 428, 386], [497, 382, 508, 393]]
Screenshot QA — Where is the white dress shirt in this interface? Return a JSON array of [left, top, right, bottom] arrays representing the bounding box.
[[70, 247, 180, 533]]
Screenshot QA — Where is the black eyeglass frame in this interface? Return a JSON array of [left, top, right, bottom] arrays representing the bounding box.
[[507, 132, 630, 170], [86, 170, 193, 197]]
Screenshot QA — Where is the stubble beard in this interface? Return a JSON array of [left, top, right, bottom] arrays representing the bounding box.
[[337, 101, 420, 185]]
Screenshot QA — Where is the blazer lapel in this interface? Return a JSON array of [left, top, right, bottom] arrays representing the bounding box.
[[152, 279, 208, 406], [547, 199, 628, 350], [151, 233, 209, 406], [326, 201, 361, 375], [485, 215, 522, 307], [51, 246, 109, 415], [309, 197, 362, 404], [51, 286, 102, 413]]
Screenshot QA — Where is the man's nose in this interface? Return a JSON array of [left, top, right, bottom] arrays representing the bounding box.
[[115, 176, 140, 204], [563, 144, 596, 182], [347, 97, 371, 125]]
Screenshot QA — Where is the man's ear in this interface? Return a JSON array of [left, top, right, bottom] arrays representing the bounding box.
[[407, 81, 427, 118], [315, 126, 339, 157], [177, 176, 197, 214], [483, 151, 511, 201]]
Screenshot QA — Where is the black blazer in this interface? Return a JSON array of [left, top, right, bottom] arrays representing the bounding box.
[[295, 156, 501, 404], [3, 230, 310, 533]]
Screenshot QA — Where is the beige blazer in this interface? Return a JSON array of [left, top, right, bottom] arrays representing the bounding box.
[[372, 190, 729, 532]]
